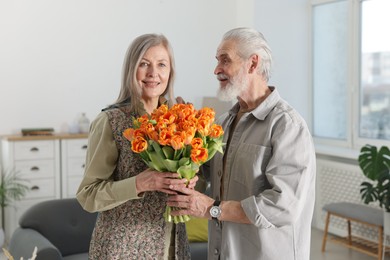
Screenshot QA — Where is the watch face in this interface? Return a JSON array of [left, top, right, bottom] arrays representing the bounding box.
[[210, 206, 221, 218]]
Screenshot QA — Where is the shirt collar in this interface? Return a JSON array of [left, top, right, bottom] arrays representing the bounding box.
[[228, 86, 280, 121]]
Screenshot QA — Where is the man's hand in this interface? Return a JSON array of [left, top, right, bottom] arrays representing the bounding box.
[[167, 185, 214, 219]]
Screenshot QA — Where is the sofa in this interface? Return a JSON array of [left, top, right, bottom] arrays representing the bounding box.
[[8, 198, 97, 260], [8, 198, 207, 259]]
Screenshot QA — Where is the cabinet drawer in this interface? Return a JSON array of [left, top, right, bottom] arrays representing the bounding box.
[[67, 157, 86, 177], [26, 179, 56, 199], [65, 139, 88, 157], [15, 160, 55, 179], [14, 141, 55, 160]]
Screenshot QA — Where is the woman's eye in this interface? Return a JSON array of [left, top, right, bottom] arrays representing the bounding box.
[[139, 62, 149, 67], [159, 63, 167, 68]]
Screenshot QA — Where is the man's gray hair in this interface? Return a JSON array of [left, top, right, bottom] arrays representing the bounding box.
[[222, 27, 272, 82]]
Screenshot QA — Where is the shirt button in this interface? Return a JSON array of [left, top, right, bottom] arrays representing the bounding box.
[[214, 249, 219, 255], [218, 170, 222, 176], [215, 221, 219, 227]]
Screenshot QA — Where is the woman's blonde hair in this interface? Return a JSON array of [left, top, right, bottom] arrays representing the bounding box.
[[114, 33, 176, 113]]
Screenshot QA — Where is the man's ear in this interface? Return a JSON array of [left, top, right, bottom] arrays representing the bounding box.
[[248, 54, 259, 74]]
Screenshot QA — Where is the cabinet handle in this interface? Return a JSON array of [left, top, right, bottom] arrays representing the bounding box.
[[82, 145, 87, 150], [30, 147, 39, 152], [31, 186, 40, 191], [30, 166, 40, 171]]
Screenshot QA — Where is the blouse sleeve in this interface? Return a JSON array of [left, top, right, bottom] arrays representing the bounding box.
[[76, 112, 142, 213]]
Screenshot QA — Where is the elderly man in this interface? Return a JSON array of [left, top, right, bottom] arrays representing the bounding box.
[[168, 27, 316, 260]]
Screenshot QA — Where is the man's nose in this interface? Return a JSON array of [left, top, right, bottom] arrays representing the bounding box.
[[214, 65, 222, 75]]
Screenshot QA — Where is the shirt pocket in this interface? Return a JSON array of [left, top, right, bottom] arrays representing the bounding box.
[[231, 143, 272, 193]]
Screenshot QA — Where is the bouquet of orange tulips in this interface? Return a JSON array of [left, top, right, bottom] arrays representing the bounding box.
[[123, 103, 224, 223]]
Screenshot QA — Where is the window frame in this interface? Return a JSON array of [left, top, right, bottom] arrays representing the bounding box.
[[310, 0, 390, 152]]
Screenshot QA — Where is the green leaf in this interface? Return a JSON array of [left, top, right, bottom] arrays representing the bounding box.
[[358, 144, 390, 181], [179, 157, 190, 167], [173, 148, 184, 161], [162, 146, 174, 160], [183, 145, 192, 158], [144, 160, 158, 170], [360, 181, 378, 204], [148, 152, 166, 172], [177, 163, 198, 181], [162, 159, 179, 172], [206, 141, 224, 162], [139, 151, 150, 161], [0, 169, 30, 208], [150, 140, 159, 151], [358, 144, 390, 211]]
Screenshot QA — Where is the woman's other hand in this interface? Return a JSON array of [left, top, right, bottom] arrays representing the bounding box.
[[135, 168, 189, 195], [175, 96, 186, 104]]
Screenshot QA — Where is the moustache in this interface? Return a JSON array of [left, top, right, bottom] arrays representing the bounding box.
[[216, 74, 229, 81]]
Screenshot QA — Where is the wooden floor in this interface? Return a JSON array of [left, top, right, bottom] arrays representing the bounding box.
[[1, 228, 389, 260]]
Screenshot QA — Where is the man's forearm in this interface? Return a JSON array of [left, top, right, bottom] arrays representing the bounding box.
[[216, 200, 252, 224]]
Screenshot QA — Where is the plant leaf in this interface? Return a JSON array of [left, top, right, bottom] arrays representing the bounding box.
[[148, 152, 166, 172], [177, 163, 198, 181], [358, 144, 390, 181], [360, 181, 378, 204], [162, 146, 174, 160], [162, 159, 179, 172]]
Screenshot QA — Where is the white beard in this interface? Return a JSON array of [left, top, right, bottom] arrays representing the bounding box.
[[217, 67, 249, 102]]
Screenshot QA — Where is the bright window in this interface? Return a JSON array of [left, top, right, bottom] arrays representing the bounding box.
[[312, 1, 348, 140], [360, 0, 390, 140], [312, 0, 390, 148]]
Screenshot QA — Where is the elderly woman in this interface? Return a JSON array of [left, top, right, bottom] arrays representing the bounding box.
[[77, 33, 195, 260]]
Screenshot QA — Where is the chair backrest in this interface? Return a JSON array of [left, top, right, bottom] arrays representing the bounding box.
[[19, 198, 97, 256]]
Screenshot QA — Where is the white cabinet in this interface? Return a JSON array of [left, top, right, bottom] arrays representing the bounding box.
[[1, 138, 61, 239], [61, 138, 88, 198], [0, 134, 88, 240]]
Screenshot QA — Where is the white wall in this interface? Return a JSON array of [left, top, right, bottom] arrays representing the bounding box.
[[0, 0, 311, 135], [255, 0, 311, 124]]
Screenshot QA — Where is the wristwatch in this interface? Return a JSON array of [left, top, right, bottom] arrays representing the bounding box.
[[210, 200, 222, 220]]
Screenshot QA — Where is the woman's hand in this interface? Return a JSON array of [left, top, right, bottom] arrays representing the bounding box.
[[135, 169, 189, 195], [175, 96, 193, 105], [175, 96, 186, 104]]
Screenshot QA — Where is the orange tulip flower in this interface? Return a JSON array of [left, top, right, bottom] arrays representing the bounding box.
[[131, 136, 148, 153], [190, 147, 208, 164]]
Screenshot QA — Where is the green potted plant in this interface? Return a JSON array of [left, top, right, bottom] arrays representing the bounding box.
[[359, 144, 390, 232], [0, 167, 29, 247]]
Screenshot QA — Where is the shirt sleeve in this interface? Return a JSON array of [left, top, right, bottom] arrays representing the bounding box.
[[241, 112, 316, 228], [76, 112, 142, 213]]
